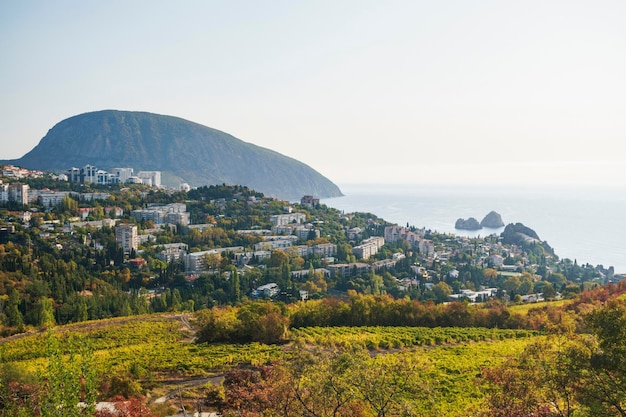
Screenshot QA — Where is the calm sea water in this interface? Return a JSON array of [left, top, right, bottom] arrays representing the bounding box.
[[321, 183, 626, 274]]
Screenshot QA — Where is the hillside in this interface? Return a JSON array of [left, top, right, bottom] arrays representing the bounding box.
[[2, 110, 343, 201]]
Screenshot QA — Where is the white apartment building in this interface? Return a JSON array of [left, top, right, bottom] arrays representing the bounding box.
[[28, 190, 71, 207], [115, 224, 138, 255], [253, 238, 296, 252], [352, 236, 385, 260], [136, 171, 161, 187], [155, 243, 188, 262], [0, 183, 8, 203], [132, 203, 189, 225], [5, 183, 30, 205], [185, 246, 244, 273], [111, 168, 134, 183], [270, 212, 306, 226]]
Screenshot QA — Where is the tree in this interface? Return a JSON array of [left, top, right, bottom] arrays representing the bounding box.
[[349, 349, 431, 417], [542, 282, 557, 300], [236, 302, 290, 344], [576, 299, 626, 415], [502, 276, 521, 299], [432, 281, 452, 303], [229, 268, 241, 303], [287, 347, 359, 417], [36, 297, 55, 328], [483, 300, 626, 417], [203, 252, 222, 273], [5, 288, 23, 327], [40, 333, 97, 417]]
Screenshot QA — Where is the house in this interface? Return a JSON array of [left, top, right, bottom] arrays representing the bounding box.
[[300, 195, 319, 208], [253, 283, 280, 298], [489, 254, 504, 267]]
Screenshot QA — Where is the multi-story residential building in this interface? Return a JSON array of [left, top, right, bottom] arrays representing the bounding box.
[[8, 183, 29, 205], [309, 242, 337, 257], [0, 183, 8, 203], [155, 243, 188, 262], [165, 211, 190, 226], [80, 192, 111, 201], [253, 238, 295, 251], [64, 219, 117, 232], [97, 170, 119, 185], [384, 226, 424, 247], [295, 225, 320, 240], [132, 203, 189, 225], [270, 213, 306, 226], [384, 226, 406, 243], [82, 165, 98, 184], [29, 190, 71, 207], [418, 239, 435, 257], [67, 167, 81, 182], [111, 168, 134, 183], [185, 246, 244, 273], [234, 250, 272, 265], [131, 208, 165, 224], [353, 243, 378, 260], [136, 171, 161, 187], [66, 165, 160, 186], [291, 268, 330, 279], [352, 236, 385, 260], [115, 224, 138, 255], [327, 262, 371, 278]]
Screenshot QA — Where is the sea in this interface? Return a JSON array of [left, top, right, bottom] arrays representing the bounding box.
[[321, 183, 626, 274]]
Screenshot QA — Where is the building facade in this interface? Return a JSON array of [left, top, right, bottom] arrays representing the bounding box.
[[115, 224, 138, 255]]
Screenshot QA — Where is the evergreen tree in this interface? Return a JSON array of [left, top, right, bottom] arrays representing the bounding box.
[[36, 297, 56, 328], [6, 288, 23, 327]]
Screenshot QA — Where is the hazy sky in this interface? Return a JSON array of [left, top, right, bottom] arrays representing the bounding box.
[[2, 1, 625, 186]]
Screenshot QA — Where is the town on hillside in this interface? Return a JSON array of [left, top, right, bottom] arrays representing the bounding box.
[[0, 163, 622, 332]]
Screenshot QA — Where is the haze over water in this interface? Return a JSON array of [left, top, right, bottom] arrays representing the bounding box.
[[322, 183, 626, 274]]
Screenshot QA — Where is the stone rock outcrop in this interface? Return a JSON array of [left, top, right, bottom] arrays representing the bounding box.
[[500, 222, 554, 255], [455, 217, 481, 230], [480, 211, 505, 228]]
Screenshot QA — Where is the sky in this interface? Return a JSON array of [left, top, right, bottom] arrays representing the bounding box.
[[1, 0, 625, 187]]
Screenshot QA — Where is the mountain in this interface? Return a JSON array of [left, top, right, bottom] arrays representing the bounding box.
[[2, 110, 343, 201]]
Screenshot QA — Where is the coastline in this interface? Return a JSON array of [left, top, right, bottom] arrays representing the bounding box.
[[322, 183, 626, 274]]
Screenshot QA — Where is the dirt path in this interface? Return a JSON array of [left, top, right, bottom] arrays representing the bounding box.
[[152, 374, 224, 404]]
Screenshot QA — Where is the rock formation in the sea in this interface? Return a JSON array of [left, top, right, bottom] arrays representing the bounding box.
[[455, 217, 481, 230], [480, 211, 505, 228]]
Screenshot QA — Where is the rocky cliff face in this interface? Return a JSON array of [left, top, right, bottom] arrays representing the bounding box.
[[4, 110, 343, 201], [501, 222, 555, 255]]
